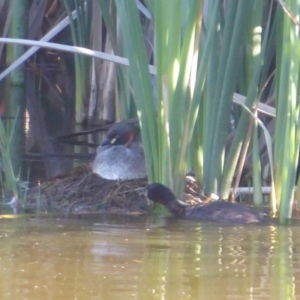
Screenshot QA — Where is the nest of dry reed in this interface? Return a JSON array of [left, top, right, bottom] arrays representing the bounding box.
[[25, 164, 202, 215], [25, 164, 148, 214]]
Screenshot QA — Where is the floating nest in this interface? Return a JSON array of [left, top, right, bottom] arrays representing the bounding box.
[[25, 164, 202, 215]]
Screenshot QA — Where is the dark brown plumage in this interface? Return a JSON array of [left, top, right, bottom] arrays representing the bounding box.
[[147, 183, 265, 224]]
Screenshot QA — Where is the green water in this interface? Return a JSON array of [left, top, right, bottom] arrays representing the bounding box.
[[0, 214, 298, 300]]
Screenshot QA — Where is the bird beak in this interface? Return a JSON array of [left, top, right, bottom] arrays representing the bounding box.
[[140, 187, 148, 198], [141, 187, 153, 208]]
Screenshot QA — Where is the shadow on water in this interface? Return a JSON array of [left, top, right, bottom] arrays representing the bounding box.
[[0, 214, 299, 299]]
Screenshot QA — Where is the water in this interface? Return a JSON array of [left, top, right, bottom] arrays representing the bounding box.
[[0, 214, 299, 300]]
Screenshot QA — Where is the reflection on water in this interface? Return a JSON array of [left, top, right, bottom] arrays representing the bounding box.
[[0, 215, 299, 299]]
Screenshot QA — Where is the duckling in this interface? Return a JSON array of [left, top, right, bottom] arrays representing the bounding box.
[[147, 183, 266, 224], [92, 122, 147, 180]]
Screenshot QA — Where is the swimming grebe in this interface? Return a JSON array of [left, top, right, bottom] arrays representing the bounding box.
[[147, 183, 265, 224]]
